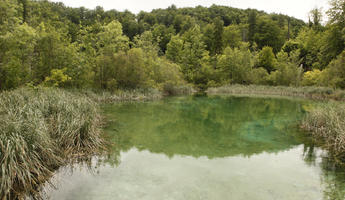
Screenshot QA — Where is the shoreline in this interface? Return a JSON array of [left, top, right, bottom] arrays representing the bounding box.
[[1, 85, 345, 199]]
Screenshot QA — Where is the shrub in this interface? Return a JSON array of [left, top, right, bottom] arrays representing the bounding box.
[[302, 69, 323, 86]]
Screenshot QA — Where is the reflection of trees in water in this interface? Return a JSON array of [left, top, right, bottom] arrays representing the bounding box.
[[105, 96, 308, 159], [302, 143, 345, 200], [102, 96, 345, 200]]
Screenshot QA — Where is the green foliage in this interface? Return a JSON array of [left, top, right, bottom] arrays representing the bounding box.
[[268, 51, 303, 86], [295, 28, 323, 70], [308, 8, 323, 30], [217, 44, 254, 84], [0, 23, 37, 90], [324, 51, 345, 89], [257, 46, 276, 73], [302, 69, 323, 86], [327, 0, 345, 26], [249, 67, 269, 85], [44, 68, 72, 87], [152, 24, 175, 54], [248, 10, 257, 44], [254, 16, 285, 53], [0, 0, 344, 91], [97, 20, 129, 53], [222, 24, 242, 49], [282, 40, 299, 54], [166, 35, 184, 63], [167, 25, 210, 88]]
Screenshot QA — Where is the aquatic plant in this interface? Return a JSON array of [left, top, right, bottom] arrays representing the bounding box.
[[207, 84, 345, 101], [301, 103, 345, 165], [0, 88, 103, 199], [77, 88, 163, 103]]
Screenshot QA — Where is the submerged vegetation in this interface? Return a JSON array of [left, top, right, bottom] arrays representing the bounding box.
[[0, 88, 103, 199]]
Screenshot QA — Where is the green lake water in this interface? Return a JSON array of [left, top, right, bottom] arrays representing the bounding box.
[[43, 96, 345, 200]]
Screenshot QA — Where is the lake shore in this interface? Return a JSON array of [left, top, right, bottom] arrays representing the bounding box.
[[207, 84, 345, 166], [1, 85, 345, 199], [0, 87, 186, 199], [207, 84, 345, 101]]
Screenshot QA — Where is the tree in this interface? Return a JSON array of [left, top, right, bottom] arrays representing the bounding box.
[[95, 21, 129, 88], [180, 26, 209, 83], [248, 10, 257, 45], [166, 35, 184, 63], [223, 25, 242, 49], [324, 50, 345, 88], [0, 0, 20, 33], [327, 0, 345, 26], [212, 17, 224, 55], [0, 24, 37, 89], [96, 20, 129, 54], [217, 44, 254, 84], [295, 28, 323, 70], [254, 16, 285, 53], [268, 51, 303, 86], [152, 24, 176, 54], [257, 46, 277, 73], [309, 8, 323, 30]]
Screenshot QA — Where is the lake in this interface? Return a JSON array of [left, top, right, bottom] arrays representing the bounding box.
[[42, 96, 345, 200]]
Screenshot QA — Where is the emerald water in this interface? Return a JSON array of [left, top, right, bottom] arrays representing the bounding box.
[[43, 96, 345, 200]]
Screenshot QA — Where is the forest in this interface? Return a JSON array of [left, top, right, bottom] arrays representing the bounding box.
[[1, 0, 344, 92]]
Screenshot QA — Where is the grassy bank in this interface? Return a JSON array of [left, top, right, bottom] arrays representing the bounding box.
[[0, 88, 103, 199], [207, 84, 345, 101], [301, 103, 345, 165]]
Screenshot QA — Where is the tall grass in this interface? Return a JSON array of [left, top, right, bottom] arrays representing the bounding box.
[[301, 103, 345, 165], [0, 88, 103, 199], [77, 88, 163, 103], [207, 84, 345, 101]]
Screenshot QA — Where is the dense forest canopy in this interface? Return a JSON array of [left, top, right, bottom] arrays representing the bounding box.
[[0, 0, 344, 91]]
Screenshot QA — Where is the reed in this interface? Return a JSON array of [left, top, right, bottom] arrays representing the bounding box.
[[301, 103, 345, 165], [0, 88, 103, 199], [207, 84, 345, 101]]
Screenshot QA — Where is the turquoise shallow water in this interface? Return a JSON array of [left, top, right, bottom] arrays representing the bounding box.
[[43, 96, 345, 200]]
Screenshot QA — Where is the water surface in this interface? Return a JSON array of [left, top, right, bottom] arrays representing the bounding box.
[[44, 96, 345, 200]]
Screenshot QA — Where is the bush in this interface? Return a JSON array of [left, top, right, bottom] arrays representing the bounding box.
[[302, 69, 322, 86], [217, 45, 254, 84], [249, 67, 269, 85], [268, 51, 303, 86], [324, 51, 345, 89]]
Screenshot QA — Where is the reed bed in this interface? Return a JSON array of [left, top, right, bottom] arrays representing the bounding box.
[[207, 84, 345, 101], [301, 103, 345, 165], [0, 88, 103, 199], [78, 88, 163, 103]]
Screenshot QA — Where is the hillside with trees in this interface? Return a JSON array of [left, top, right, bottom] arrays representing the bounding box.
[[0, 0, 344, 91]]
